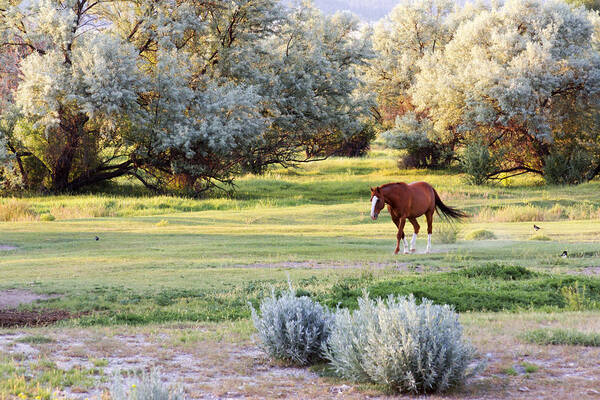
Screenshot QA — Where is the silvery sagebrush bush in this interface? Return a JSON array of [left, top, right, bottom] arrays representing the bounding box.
[[324, 292, 482, 394], [109, 368, 185, 400], [251, 283, 334, 366]]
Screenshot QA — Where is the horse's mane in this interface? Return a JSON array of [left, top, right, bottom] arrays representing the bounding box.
[[379, 182, 404, 189]]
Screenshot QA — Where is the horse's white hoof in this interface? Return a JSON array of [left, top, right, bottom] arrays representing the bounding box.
[[410, 248, 416, 253], [403, 251, 410, 255]]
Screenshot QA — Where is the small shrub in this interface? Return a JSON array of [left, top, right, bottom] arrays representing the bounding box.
[[465, 229, 496, 240], [383, 113, 447, 169], [457, 264, 534, 280], [324, 293, 481, 394], [529, 234, 551, 241], [435, 221, 460, 244], [333, 122, 376, 157], [459, 141, 499, 185], [109, 369, 185, 400], [251, 284, 333, 365], [544, 149, 592, 185], [561, 282, 596, 311], [522, 328, 600, 347], [40, 214, 55, 222]]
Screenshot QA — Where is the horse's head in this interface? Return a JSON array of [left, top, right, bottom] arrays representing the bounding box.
[[370, 187, 385, 220]]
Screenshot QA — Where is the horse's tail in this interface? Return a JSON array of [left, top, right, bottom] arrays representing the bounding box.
[[433, 189, 469, 221]]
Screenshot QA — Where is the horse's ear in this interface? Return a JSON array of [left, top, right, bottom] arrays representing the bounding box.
[[370, 187, 374, 193]]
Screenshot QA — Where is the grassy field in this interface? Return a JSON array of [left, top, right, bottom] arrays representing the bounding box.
[[1, 150, 600, 399]]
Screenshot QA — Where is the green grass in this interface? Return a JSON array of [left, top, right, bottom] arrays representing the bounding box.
[[465, 229, 496, 240], [320, 264, 600, 312], [1, 153, 600, 326], [501, 366, 518, 376], [522, 328, 600, 346], [0, 356, 98, 400], [15, 335, 55, 344], [521, 362, 540, 373], [529, 234, 552, 241]]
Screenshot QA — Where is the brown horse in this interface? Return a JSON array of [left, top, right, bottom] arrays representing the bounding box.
[[370, 182, 467, 254]]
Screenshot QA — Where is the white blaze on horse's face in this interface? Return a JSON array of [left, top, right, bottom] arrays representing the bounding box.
[[371, 196, 379, 220]]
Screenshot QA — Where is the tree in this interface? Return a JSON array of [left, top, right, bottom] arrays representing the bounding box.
[[410, 0, 600, 181], [368, 0, 487, 167], [0, 0, 372, 193]]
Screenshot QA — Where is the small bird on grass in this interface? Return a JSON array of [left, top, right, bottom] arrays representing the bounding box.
[[561, 251, 568, 258], [533, 224, 541, 231], [95, 236, 99, 241]]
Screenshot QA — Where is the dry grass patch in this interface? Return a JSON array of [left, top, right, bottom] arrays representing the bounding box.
[[0, 199, 38, 222], [50, 204, 114, 220]]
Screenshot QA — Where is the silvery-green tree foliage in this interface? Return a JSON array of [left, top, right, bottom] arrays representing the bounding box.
[[411, 0, 600, 181], [382, 113, 443, 168], [0, 0, 372, 192], [368, 0, 454, 120], [368, 0, 487, 166], [251, 285, 334, 366], [324, 293, 480, 394], [0, 0, 146, 190]]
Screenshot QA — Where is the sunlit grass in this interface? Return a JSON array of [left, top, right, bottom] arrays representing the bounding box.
[[1, 153, 600, 327]]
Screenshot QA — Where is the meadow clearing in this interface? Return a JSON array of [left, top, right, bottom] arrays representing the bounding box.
[[1, 151, 600, 399]]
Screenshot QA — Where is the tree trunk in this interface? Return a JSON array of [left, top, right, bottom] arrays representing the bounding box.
[[50, 112, 88, 192]]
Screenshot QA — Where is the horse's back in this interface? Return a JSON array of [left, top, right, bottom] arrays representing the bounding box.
[[407, 181, 436, 213]]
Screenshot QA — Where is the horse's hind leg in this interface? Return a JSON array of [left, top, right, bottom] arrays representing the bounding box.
[[388, 213, 401, 255], [408, 217, 420, 253], [425, 211, 433, 253]]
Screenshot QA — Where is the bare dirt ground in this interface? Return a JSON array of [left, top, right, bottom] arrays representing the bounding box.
[[0, 309, 74, 328], [0, 289, 61, 310], [232, 261, 450, 273], [0, 289, 71, 328], [1, 314, 600, 400]]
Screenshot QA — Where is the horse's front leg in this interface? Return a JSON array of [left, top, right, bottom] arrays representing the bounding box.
[[396, 217, 409, 255]]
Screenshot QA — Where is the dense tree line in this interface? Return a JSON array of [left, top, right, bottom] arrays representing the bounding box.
[[3, 0, 600, 193], [371, 0, 600, 184], [0, 0, 372, 193]]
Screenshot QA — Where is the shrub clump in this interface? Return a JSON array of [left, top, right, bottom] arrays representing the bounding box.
[[324, 293, 481, 394], [459, 141, 500, 185], [522, 328, 600, 347], [465, 229, 496, 240], [110, 369, 185, 400], [457, 264, 534, 280], [251, 285, 333, 365], [544, 150, 592, 185], [529, 234, 551, 241], [435, 221, 461, 244], [40, 213, 55, 221]]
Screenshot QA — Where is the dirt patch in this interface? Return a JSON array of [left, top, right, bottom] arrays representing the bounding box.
[[232, 261, 388, 269], [0, 289, 61, 310], [0, 245, 17, 251], [0, 309, 74, 328], [232, 257, 449, 270]]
